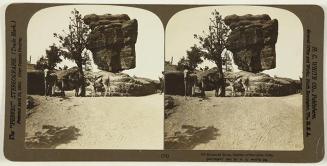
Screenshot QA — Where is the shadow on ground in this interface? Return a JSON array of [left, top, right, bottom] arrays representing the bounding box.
[[25, 125, 80, 149], [164, 125, 219, 149]]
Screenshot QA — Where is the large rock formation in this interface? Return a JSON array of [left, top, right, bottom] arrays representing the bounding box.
[[83, 14, 138, 72], [225, 71, 301, 96], [84, 71, 160, 96], [224, 14, 278, 73]]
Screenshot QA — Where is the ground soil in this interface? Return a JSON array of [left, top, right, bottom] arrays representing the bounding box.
[[165, 92, 303, 150], [26, 91, 303, 151], [25, 93, 164, 149]]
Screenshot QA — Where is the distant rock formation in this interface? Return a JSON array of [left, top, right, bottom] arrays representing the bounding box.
[[27, 67, 159, 96], [224, 14, 278, 73], [225, 71, 301, 96], [84, 71, 160, 96], [163, 63, 301, 96], [83, 14, 138, 72]]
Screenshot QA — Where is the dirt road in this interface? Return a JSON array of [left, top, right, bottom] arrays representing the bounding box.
[[26, 94, 164, 149], [165, 93, 303, 150]]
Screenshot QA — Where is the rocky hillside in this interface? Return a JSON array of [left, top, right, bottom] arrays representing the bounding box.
[[163, 62, 301, 96], [27, 67, 159, 96], [85, 70, 160, 96], [225, 71, 301, 96]]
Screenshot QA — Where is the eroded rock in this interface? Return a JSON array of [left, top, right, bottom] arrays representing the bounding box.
[[224, 14, 278, 73], [84, 71, 160, 96], [84, 14, 138, 72], [225, 71, 301, 96]]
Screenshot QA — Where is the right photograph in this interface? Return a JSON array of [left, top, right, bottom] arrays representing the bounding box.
[[164, 6, 303, 150]]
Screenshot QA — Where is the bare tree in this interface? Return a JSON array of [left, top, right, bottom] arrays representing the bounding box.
[[53, 9, 90, 96], [194, 10, 230, 96]]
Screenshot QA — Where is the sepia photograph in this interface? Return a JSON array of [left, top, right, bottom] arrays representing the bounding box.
[[25, 5, 164, 149], [164, 6, 304, 150], [3, 2, 326, 162]]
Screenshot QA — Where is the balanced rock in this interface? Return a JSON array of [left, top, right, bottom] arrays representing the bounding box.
[[83, 14, 138, 72], [224, 14, 278, 73]]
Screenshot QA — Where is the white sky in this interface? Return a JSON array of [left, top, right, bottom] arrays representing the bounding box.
[[166, 6, 303, 79], [28, 5, 164, 80]]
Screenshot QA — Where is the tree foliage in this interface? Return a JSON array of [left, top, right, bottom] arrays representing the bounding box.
[[35, 56, 48, 70], [45, 44, 62, 69], [177, 57, 190, 71], [177, 45, 204, 71], [194, 10, 231, 96], [53, 9, 90, 96], [53, 9, 89, 64], [35, 44, 62, 70], [186, 45, 203, 71], [194, 10, 230, 66]]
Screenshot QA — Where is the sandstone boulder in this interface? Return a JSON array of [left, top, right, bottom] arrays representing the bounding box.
[[224, 14, 278, 73], [225, 71, 301, 96], [84, 14, 138, 72], [85, 71, 160, 96]]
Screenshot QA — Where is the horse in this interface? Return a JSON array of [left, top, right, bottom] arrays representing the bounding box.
[[199, 71, 224, 97], [89, 74, 111, 97], [229, 76, 250, 97], [43, 69, 58, 96], [55, 70, 83, 97]]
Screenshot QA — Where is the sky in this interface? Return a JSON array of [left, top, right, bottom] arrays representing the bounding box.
[[165, 6, 303, 79], [28, 5, 164, 80]]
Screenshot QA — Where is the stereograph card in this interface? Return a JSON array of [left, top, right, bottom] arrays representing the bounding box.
[[3, 3, 325, 162]]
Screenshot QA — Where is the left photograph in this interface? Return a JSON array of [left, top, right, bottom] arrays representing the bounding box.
[[25, 5, 164, 149]]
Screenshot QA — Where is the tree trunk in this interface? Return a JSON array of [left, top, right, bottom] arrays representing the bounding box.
[[77, 63, 86, 97], [216, 58, 225, 97]]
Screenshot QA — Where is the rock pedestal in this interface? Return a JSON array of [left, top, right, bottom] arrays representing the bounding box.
[[83, 14, 138, 72], [224, 14, 278, 73]]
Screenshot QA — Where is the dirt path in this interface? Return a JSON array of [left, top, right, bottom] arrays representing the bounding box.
[[26, 94, 164, 149], [165, 94, 303, 150]]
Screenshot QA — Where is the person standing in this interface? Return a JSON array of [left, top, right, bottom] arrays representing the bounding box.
[[43, 68, 49, 96], [159, 71, 165, 95], [184, 68, 189, 98]]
